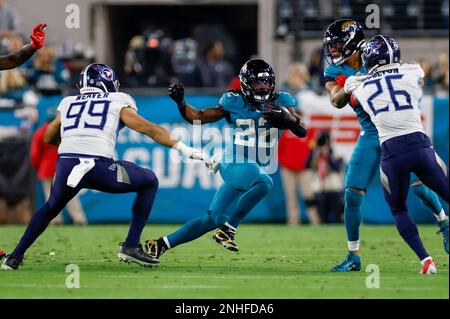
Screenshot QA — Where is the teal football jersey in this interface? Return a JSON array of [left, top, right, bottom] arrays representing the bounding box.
[[219, 91, 296, 167], [324, 64, 377, 133]]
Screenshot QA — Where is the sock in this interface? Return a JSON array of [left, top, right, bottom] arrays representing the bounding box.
[[166, 213, 217, 249], [394, 211, 429, 261], [223, 222, 236, 232], [437, 209, 448, 223], [227, 181, 272, 228], [162, 236, 171, 249], [125, 186, 157, 247], [348, 240, 360, 252], [344, 189, 363, 245], [412, 183, 444, 221]]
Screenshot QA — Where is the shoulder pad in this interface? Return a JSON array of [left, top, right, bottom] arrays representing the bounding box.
[[274, 91, 297, 108]]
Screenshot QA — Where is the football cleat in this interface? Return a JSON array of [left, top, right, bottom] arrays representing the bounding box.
[[0, 250, 6, 260], [420, 257, 437, 275], [1, 254, 23, 271], [437, 219, 449, 254], [331, 252, 361, 272], [213, 226, 239, 252], [117, 242, 159, 268], [144, 238, 168, 261]]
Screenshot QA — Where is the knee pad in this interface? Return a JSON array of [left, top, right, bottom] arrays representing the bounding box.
[[252, 180, 273, 197], [345, 188, 364, 208], [145, 169, 159, 188]]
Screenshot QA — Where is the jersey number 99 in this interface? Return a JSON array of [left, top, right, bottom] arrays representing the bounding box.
[[63, 100, 110, 131]]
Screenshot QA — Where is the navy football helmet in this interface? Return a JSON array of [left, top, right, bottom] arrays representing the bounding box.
[[362, 35, 401, 73], [239, 58, 276, 104], [323, 19, 365, 65], [78, 63, 120, 93]]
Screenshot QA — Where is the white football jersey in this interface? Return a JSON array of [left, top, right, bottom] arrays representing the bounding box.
[[353, 63, 425, 144], [57, 91, 137, 158]]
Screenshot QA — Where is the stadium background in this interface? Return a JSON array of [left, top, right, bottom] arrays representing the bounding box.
[[0, 0, 448, 224]]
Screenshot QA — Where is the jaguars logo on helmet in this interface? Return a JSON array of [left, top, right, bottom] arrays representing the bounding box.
[[323, 19, 366, 65]]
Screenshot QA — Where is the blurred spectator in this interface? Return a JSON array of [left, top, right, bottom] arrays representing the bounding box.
[[30, 108, 87, 225], [308, 47, 326, 91], [25, 46, 70, 96], [435, 53, 449, 92], [278, 115, 320, 225], [418, 57, 435, 90], [306, 131, 344, 223], [171, 38, 202, 87], [0, 69, 39, 134], [0, 0, 20, 40], [123, 35, 146, 87], [123, 29, 174, 87], [197, 40, 233, 88], [280, 63, 311, 100]]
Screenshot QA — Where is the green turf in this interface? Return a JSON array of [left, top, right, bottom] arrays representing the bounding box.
[[0, 224, 448, 298]]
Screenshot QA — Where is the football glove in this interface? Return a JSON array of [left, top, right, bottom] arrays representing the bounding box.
[[172, 141, 212, 167], [30, 23, 47, 50], [334, 74, 347, 88], [262, 102, 293, 129], [168, 83, 185, 105], [343, 75, 367, 94]]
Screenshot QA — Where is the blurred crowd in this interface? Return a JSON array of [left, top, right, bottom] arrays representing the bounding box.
[[1, 0, 449, 226], [123, 27, 236, 88]]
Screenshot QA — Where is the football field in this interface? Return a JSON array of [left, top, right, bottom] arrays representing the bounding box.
[[0, 224, 448, 299]]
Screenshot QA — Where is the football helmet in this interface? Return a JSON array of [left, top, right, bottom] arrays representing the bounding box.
[[323, 19, 366, 65], [78, 63, 120, 94], [239, 58, 276, 104], [362, 35, 401, 73]]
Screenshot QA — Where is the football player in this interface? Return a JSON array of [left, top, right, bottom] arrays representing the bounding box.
[[0, 23, 46, 70], [323, 19, 448, 272], [144, 58, 307, 261], [351, 35, 449, 274], [1, 64, 211, 270]]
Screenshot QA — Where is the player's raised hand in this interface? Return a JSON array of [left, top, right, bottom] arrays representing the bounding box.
[[168, 83, 185, 105], [30, 23, 47, 50]]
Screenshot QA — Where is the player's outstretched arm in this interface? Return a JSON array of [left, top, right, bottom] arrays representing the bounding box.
[[168, 83, 225, 124], [0, 23, 47, 71], [44, 113, 61, 146], [120, 107, 212, 165]]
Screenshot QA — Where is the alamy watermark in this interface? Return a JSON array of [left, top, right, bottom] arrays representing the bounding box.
[[365, 264, 380, 289], [66, 264, 80, 288]]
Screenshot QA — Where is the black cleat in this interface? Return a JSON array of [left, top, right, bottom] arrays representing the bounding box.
[[213, 225, 239, 252], [117, 242, 159, 268], [1, 254, 23, 270], [144, 238, 168, 261]]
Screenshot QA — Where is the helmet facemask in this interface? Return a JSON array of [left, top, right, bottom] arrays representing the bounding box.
[[240, 74, 275, 104]]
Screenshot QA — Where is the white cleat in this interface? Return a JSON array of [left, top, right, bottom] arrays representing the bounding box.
[[420, 257, 437, 275]]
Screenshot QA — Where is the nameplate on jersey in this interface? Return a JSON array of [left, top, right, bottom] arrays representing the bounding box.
[[67, 158, 96, 188]]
